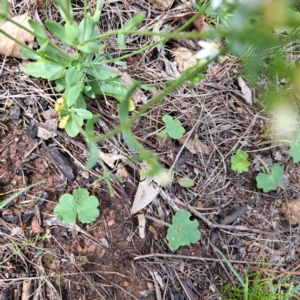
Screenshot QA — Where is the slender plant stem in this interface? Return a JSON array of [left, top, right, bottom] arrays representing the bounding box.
[[0, 14, 36, 37], [106, 9, 204, 64], [0, 28, 38, 56], [82, 0, 88, 42], [256, 156, 271, 176]]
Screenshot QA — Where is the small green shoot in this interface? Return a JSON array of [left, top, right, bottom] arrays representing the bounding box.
[[0, 180, 45, 210], [231, 149, 250, 173], [54, 188, 100, 224], [290, 129, 300, 163], [157, 115, 185, 139], [166, 210, 200, 250], [256, 163, 284, 193], [178, 177, 194, 188]]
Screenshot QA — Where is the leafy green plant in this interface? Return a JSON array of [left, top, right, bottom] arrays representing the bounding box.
[[157, 115, 185, 139], [54, 188, 100, 224], [166, 210, 200, 250], [256, 163, 284, 193], [231, 149, 250, 173]]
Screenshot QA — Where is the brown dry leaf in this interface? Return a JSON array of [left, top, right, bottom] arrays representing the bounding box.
[[149, 0, 173, 11], [99, 150, 127, 169], [237, 76, 252, 106], [173, 47, 197, 73], [0, 12, 34, 59], [193, 14, 206, 32], [282, 200, 300, 225], [131, 178, 160, 215], [31, 214, 45, 234], [178, 131, 210, 154]]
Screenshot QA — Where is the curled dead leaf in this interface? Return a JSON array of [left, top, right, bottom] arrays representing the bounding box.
[[99, 150, 127, 169], [237, 76, 252, 106], [31, 214, 45, 234], [0, 12, 34, 59]]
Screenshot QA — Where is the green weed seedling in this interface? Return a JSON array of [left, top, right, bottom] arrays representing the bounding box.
[[256, 163, 284, 193], [231, 149, 250, 173], [157, 115, 185, 139], [54, 188, 100, 224], [166, 210, 200, 250]]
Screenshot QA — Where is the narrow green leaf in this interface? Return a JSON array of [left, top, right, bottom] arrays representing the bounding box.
[[1, 0, 8, 16], [65, 114, 83, 137], [64, 84, 84, 107], [85, 115, 100, 137], [38, 40, 74, 66], [78, 13, 100, 42], [77, 42, 104, 53], [45, 20, 73, 46], [290, 130, 300, 163], [0, 180, 44, 210], [74, 109, 93, 119], [86, 141, 99, 170], [64, 22, 80, 40], [178, 177, 194, 188], [65, 65, 84, 86], [86, 65, 118, 81], [117, 33, 126, 50], [20, 48, 40, 60], [24, 61, 65, 80], [28, 19, 48, 45], [54, 0, 73, 23], [123, 13, 145, 30]]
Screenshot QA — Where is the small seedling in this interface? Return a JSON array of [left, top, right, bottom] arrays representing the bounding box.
[[157, 115, 185, 139], [166, 210, 200, 250], [256, 163, 284, 192], [231, 149, 250, 173], [178, 177, 194, 188], [54, 188, 100, 224]]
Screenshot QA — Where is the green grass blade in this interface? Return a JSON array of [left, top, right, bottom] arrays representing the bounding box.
[[0, 180, 45, 210], [214, 246, 245, 288]]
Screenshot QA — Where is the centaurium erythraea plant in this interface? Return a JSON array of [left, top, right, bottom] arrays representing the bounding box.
[[196, 41, 222, 67]]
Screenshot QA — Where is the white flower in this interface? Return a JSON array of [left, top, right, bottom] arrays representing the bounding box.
[[196, 41, 221, 63], [211, 0, 234, 9]]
